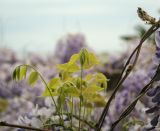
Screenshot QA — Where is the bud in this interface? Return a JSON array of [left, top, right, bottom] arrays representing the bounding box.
[[137, 7, 156, 24], [126, 64, 133, 74], [79, 48, 89, 67]]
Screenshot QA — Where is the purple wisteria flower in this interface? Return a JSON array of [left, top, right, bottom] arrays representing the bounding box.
[[54, 33, 88, 63], [155, 29, 160, 48], [145, 29, 160, 130], [97, 38, 156, 130]]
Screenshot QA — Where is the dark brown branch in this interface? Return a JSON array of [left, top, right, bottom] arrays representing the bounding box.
[[110, 63, 160, 130], [96, 20, 160, 131], [0, 121, 51, 131]]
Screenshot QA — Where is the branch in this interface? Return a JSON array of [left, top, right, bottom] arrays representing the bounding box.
[[96, 20, 160, 131], [110, 63, 160, 130], [0, 121, 51, 131]]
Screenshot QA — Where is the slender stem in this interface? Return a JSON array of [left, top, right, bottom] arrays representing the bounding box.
[[16, 65, 57, 108], [0, 121, 51, 131], [73, 114, 96, 129], [110, 64, 160, 130], [79, 66, 83, 131], [71, 97, 73, 128], [83, 105, 86, 120], [15, 65, 63, 122], [96, 21, 160, 131], [58, 87, 64, 125], [52, 113, 96, 129]]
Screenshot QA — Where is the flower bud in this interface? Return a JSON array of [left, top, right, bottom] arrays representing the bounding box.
[[79, 48, 89, 67]]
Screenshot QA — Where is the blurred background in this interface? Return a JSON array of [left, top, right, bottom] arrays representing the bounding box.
[[0, 0, 159, 55]]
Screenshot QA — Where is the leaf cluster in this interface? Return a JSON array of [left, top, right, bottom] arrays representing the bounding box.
[[12, 48, 108, 130]]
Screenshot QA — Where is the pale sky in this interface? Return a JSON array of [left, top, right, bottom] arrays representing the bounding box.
[[0, 0, 159, 55]]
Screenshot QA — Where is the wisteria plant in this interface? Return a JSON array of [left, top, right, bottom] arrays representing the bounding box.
[[0, 8, 160, 131]]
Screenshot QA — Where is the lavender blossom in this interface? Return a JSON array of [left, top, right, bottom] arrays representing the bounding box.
[[97, 39, 156, 130], [17, 98, 57, 130], [0, 80, 46, 131], [54, 33, 88, 63], [155, 30, 160, 48], [0, 80, 13, 99], [145, 29, 160, 130]]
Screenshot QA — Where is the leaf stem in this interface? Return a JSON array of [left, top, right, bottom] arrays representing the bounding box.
[[15, 65, 63, 123], [71, 97, 73, 128], [79, 66, 83, 131]]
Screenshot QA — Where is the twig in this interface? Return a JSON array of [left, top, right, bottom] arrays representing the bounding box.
[[0, 121, 51, 131], [110, 64, 160, 130], [96, 20, 160, 131], [15, 65, 63, 122]]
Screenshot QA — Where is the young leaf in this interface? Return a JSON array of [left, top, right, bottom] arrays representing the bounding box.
[[57, 63, 80, 73], [42, 88, 58, 97], [19, 66, 27, 80], [83, 85, 103, 94], [57, 84, 80, 97], [65, 86, 80, 97], [95, 73, 108, 89], [57, 54, 80, 74], [85, 74, 93, 81], [83, 52, 99, 69], [48, 78, 60, 90], [28, 71, 39, 86], [12, 68, 17, 80], [86, 73, 107, 89], [16, 67, 20, 80], [68, 54, 79, 64], [59, 71, 73, 82]]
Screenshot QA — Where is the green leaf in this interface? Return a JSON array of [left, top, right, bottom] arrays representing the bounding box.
[[48, 78, 60, 90], [57, 49, 99, 71], [68, 54, 79, 64], [83, 85, 103, 94], [83, 93, 106, 107], [66, 86, 80, 97], [57, 54, 80, 73], [95, 73, 108, 89], [19, 66, 27, 80], [13, 66, 28, 81], [42, 88, 58, 97], [57, 63, 80, 73], [16, 67, 20, 80], [58, 84, 80, 97], [42, 78, 61, 97], [12, 68, 17, 80], [28, 71, 39, 86], [85, 74, 93, 81], [86, 73, 108, 89], [83, 52, 99, 69]]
